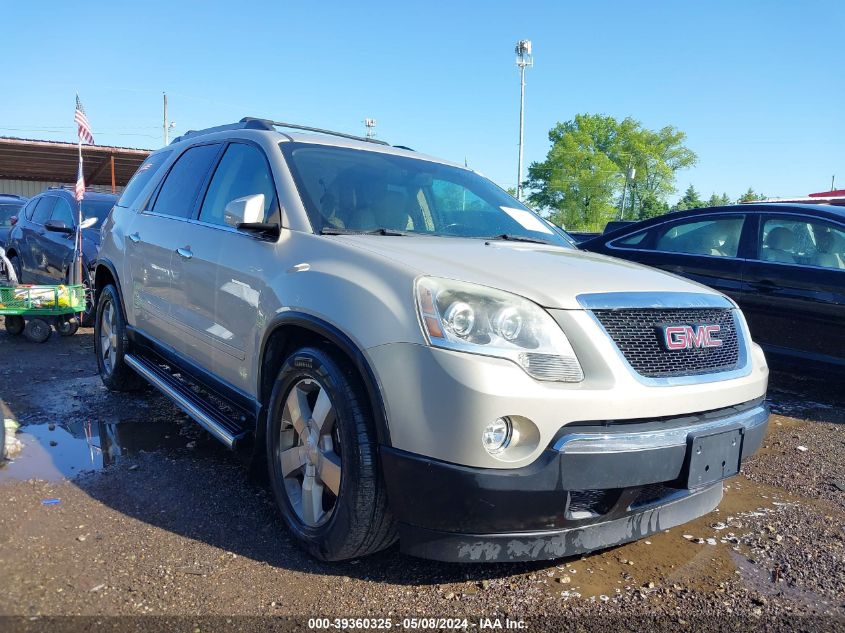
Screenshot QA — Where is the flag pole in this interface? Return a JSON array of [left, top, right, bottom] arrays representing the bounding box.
[[75, 127, 84, 288]]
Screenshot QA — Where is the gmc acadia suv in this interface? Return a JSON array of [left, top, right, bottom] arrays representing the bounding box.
[[94, 118, 769, 562]]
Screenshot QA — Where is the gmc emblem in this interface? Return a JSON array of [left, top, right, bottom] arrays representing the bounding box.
[[660, 324, 723, 350]]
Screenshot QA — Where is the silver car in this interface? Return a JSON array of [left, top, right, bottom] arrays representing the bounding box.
[[94, 118, 769, 562]]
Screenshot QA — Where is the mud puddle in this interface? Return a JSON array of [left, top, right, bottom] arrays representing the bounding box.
[[535, 474, 800, 601], [0, 416, 221, 481]]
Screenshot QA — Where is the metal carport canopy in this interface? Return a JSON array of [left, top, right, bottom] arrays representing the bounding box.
[[0, 137, 152, 187]]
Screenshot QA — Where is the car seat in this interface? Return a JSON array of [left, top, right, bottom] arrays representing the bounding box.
[[762, 227, 796, 263]]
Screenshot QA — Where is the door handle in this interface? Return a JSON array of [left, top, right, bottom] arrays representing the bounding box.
[[176, 247, 193, 260], [128, 232, 141, 243], [749, 279, 777, 293]]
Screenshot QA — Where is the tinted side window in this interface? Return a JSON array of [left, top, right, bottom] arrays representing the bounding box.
[[612, 229, 650, 249], [51, 198, 76, 226], [22, 198, 39, 220], [31, 197, 57, 224], [118, 150, 173, 209], [198, 143, 278, 227], [759, 217, 845, 269], [654, 217, 744, 257], [151, 144, 221, 219]]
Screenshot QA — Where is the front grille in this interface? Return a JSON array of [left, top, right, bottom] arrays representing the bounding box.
[[593, 308, 741, 378]]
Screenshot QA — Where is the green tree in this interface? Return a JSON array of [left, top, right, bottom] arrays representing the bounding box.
[[738, 187, 765, 203], [674, 185, 705, 211], [525, 114, 622, 231], [525, 114, 696, 230]]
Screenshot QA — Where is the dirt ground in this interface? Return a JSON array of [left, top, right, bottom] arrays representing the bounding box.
[[0, 319, 843, 632]]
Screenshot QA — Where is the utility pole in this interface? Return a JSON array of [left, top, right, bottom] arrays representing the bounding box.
[[163, 92, 169, 145], [515, 40, 533, 201]]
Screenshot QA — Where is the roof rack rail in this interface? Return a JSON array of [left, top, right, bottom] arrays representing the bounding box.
[[170, 118, 275, 145], [240, 117, 390, 145]]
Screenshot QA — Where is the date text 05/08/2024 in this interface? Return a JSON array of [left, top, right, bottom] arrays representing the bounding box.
[[307, 617, 527, 630]]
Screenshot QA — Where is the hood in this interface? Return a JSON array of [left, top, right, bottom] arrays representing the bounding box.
[[332, 235, 720, 309]]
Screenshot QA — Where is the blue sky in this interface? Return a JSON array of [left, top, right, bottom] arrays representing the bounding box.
[[2, 1, 842, 201]]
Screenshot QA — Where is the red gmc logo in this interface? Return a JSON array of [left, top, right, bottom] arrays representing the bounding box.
[[662, 324, 723, 350]]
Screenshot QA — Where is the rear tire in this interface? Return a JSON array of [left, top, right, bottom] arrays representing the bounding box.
[[24, 318, 51, 343], [266, 346, 396, 561], [4, 316, 24, 336], [95, 284, 143, 391]]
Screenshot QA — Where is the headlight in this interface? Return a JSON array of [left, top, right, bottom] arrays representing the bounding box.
[[415, 277, 584, 382]]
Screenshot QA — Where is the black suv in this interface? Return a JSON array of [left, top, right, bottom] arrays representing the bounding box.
[[0, 194, 27, 248], [5, 188, 117, 325]]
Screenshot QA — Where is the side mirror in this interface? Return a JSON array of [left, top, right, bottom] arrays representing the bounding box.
[[80, 217, 98, 230], [44, 219, 74, 234], [224, 194, 265, 228]]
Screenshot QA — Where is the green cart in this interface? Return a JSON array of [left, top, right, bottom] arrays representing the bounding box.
[[0, 247, 87, 343], [0, 284, 87, 342]]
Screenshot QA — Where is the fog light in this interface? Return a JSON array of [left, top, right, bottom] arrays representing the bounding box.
[[482, 417, 512, 454]]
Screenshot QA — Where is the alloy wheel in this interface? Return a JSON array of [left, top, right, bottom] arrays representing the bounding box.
[[278, 378, 342, 527], [99, 300, 117, 374]]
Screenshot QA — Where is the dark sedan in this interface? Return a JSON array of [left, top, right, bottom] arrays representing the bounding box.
[[5, 188, 117, 325], [581, 204, 845, 372]]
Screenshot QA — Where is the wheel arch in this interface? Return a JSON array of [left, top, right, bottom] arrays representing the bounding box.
[[93, 258, 128, 319], [256, 312, 392, 448]]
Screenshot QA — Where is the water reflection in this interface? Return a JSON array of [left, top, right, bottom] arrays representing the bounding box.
[[0, 417, 196, 481]]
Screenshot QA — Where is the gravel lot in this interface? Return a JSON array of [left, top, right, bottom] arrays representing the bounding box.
[[0, 320, 843, 632]]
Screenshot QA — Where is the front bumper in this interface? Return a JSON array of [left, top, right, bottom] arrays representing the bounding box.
[[382, 400, 768, 562]]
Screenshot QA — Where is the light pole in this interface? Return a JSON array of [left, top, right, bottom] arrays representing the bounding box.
[[620, 164, 636, 220], [515, 39, 533, 201], [364, 118, 377, 140]]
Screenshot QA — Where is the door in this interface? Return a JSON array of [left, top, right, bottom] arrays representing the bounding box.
[[607, 214, 748, 302], [124, 142, 222, 350], [739, 214, 845, 367], [44, 196, 77, 282], [172, 141, 280, 393], [20, 196, 57, 283]]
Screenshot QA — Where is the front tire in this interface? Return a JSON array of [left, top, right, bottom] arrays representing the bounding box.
[[267, 346, 396, 561], [95, 284, 143, 391]]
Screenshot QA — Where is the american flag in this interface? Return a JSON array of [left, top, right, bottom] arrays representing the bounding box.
[[75, 95, 94, 144], [75, 161, 85, 202]]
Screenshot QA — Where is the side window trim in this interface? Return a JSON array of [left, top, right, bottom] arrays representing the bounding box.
[[194, 139, 281, 228], [145, 142, 225, 218]]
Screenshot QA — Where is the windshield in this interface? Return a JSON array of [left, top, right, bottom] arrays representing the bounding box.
[[281, 143, 572, 246], [0, 203, 24, 227], [81, 199, 116, 224]]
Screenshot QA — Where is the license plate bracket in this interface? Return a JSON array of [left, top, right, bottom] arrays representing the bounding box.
[[685, 426, 743, 489]]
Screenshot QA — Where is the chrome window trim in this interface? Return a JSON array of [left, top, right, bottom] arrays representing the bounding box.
[[554, 403, 768, 454], [577, 292, 751, 386]]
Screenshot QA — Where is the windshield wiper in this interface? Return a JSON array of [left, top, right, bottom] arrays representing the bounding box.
[[484, 233, 554, 245], [321, 226, 408, 236]]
